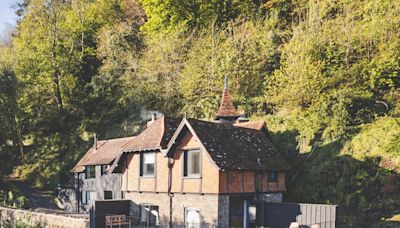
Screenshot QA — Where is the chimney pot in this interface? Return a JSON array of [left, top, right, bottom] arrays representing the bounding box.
[[147, 113, 158, 127], [94, 133, 97, 149]]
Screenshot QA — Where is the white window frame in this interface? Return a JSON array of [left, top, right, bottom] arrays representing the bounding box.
[[183, 149, 201, 178], [81, 190, 96, 205], [140, 152, 155, 177]]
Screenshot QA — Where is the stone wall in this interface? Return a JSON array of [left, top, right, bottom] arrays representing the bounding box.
[[124, 192, 229, 227], [262, 192, 283, 203], [0, 206, 89, 228], [123, 192, 283, 227]]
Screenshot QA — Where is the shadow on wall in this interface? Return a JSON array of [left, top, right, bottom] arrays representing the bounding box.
[[269, 129, 400, 227]]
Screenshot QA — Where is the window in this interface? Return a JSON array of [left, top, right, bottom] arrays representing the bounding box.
[[184, 150, 200, 177], [85, 165, 95, 179], [81, 191, 96, 204], [140, 153, 155, 176], [267, 171, 278, 182], [101, 164, 108, 175], [104, 191, 113, 200], [140, 204, 159, 226]]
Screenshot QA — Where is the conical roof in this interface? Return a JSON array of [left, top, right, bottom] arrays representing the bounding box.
[[216, 77, 240, 119]]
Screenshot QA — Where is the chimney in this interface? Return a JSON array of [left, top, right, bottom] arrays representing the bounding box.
[[147, 113, 157, 127], [94, 133, 98, 150]]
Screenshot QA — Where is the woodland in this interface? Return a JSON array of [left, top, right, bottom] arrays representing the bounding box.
[[0, 0, 399, 226]]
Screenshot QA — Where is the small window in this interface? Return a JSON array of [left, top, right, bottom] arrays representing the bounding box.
[[184, 150, 200, 177], [140, 153, 155, 176], [267, 171, 278, 182], [248, 203, 257, 225], [101, 165, 108, 175], [85, 166, 96, 179], [140, 204, 159, 226], [104, 191, 113, 200], [81, 191, 96, 204]]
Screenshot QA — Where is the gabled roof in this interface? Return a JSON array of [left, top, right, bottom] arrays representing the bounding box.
[[71, 136, 136, 173], [216, 77, 240, 119], [121, 116, 181, 152], [167, 118, 291, 171], [108, 116, 181, 173]]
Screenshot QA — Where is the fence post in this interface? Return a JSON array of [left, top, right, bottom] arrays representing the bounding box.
[[89, 201, 95, 228]]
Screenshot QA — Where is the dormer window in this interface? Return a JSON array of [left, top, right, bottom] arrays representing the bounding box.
[[85, 165, 95, 179], [140, 153, 155, 176], [183, 150, 200, 177]]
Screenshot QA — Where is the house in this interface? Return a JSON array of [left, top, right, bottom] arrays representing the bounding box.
[[70, 136, 135, 212], [107, 78, 291, 227]]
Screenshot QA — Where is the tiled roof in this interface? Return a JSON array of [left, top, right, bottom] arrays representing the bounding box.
[[233, 121, 266, 131], [216, 89, 240, 118], [169, 118, 291, 171], [121, 116, 181, 152], [71, 136, 136, 173], [216, 77, 239, 118]]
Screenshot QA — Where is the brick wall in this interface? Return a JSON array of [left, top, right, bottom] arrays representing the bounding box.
[[0, 206, 89, 228], [121, 132, 221, 194]]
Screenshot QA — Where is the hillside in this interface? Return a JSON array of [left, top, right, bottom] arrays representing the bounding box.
[[0, 0, 399, 226]]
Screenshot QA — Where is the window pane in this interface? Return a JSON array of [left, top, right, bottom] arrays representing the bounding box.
[[104, 191, 113, 200], [143, 153, 155, 163], [145, 163, 154, 175], [249, 205, 257, 221], [188, 150, 200, 175], [141, 205, 159, 226], [86, 166, 95, 179], [267, 171, 278, 182], [101, 165, 108, 175], [141, 153, 155, 176]]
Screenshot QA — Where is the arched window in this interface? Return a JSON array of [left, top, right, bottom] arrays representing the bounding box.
[[185, 208, 201, 228], [140, 204, 159, 227]]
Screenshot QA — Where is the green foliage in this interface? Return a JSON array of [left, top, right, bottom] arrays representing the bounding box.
[[0, 0, 399, 226], [139, 0, 265, 33]]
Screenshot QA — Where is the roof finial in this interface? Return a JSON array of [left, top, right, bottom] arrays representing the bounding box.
[[224, 76, 228, 91]]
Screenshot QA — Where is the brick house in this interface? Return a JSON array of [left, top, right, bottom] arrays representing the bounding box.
[[107, 78, 291, 227]]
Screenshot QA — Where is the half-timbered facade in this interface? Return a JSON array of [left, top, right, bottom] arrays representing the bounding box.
[[107, 78, 290, 227], [69, 77, 291, 226]]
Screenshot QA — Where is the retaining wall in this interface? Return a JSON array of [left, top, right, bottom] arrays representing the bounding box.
[[0, 206, 89, 228]]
